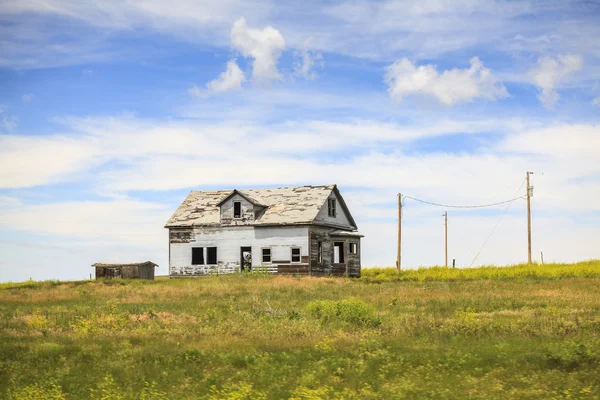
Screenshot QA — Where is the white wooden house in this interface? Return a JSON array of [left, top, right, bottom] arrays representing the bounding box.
[[165, 185, 363, 277]]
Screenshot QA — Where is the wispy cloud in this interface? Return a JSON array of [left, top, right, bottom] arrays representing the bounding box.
[[530, 54, 583, 109], [189, 59, 245, 97], [293, 37, 323, 80], [21, 93, 35, 102], [385, 57, 508, 106]]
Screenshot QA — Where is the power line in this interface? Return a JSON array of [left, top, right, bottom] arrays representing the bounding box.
[[402, 194, 526, 209], [468, 178, 527, 267]]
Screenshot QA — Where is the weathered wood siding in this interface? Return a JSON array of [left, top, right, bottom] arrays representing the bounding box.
[[95, 265, 155, 280], [169, 226, 309, 276], [309, 226, 361, 277]]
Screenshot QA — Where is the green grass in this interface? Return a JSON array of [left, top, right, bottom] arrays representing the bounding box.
[[1, 260, 600, 399]]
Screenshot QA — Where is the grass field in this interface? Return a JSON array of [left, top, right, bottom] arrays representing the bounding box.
[[1, 261, 600, 399]]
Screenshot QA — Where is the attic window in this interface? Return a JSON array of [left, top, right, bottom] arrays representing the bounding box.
[[234, 201, 242, 218], [328, 198, 336, 217]]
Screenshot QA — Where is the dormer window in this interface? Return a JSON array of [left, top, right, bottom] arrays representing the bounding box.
[[234, 201, 242, 218], [328, 198, 336, 217]]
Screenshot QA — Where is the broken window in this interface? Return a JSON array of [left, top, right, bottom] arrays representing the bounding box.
[[333, 242, 344, 264], [207, 247, 218, 264], [233, 201, 242, 218], [328, 198, 336, 217], [318, 241, 323, 263], [192, 247, 204, 265], [262, 248, 272, 263], [291, 247, 301, 263], [350, 242, 358, 254]]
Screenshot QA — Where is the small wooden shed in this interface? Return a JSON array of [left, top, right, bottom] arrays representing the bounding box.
[[92, 261, 157, 280]]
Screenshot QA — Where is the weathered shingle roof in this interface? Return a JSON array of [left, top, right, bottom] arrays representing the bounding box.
[[165, 184, 348, 228], [92, 261, 158, 268]]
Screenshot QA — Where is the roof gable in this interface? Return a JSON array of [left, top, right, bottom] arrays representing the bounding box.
[[165, 184, 357, 229], [216, 189, 267, 208]]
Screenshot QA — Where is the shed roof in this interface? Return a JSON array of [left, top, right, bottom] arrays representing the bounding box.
[[165, 184, 357, 229], [92, 261, 158, 268]]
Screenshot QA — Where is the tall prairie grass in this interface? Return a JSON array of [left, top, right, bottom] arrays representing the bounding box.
[[1, 260, 599, 399]]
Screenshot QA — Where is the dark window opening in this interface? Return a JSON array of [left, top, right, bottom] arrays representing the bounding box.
[[333, 242, 344, 264], [234, 201, 242, 218], [262, 248, 272, 263], [192, 247, 204, 265], [328, 198, 336, 217], [207, 247, 218, 264], [291, 247, 301, 263], [350, 243, 358, 254], [318, 241, 323, 263]]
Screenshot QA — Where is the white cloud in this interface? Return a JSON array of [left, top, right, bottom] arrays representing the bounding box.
[[293, 37, 323, 80], [231, 17, 286, 84], [0, 195, 21, 207], [0, 108, 18, 131], [21, 93, 35, 102], [189, 59, 245, 97], [530, 54, 583, 109], [385, 57, 509, 106], [593, 96, 600, 106], [0, 134, 96, 188]]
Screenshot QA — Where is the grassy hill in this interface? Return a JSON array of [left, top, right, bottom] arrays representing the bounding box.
[[1, 261, 600, 399]]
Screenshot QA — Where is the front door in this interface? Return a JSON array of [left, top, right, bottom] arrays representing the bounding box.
[[333, 242, 344, 264], [240, 247, 252, 271]]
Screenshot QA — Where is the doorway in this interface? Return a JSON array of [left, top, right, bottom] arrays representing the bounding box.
[[240, 247, 252, 271], [333, 242, 344, 264]]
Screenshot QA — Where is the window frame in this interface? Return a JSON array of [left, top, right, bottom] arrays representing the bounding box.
[[349, 242, 358, 254], [207, 247, 218, 265], [262, 247, 272, 264], [328, 198, 336, 217], [192, 247, 205, 265], [233, 201, 242, 219], [318, 241, 323, 263], [290, 247, 301, 263]]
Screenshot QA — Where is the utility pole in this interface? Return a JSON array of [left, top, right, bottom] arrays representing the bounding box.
[[526, 171, 533, 264], [397, 193, 402, 272], [444, 211, 448, 267]]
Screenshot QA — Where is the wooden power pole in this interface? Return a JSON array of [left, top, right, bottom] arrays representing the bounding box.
[[397, 193, 402, 272], [526, 171, 533, 264], [444, 211, 448, 267]]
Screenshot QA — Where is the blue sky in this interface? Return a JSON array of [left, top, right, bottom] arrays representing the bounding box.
[[1, 1, 599, 281]]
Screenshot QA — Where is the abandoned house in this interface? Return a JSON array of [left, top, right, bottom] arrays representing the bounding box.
[[92, 261, 157, 280], [165, 184, 363, 277]]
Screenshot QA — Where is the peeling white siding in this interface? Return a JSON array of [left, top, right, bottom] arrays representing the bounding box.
[[169, 226, 309, 276], [220, 194, 256, 226]]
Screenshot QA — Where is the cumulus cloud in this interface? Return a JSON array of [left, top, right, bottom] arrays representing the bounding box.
[[293, 37, 323, 80], [231, 17, 285, 84], [530, 54, 583, 109], [385, 57, 509, 106], [189, 59, 245, 97]]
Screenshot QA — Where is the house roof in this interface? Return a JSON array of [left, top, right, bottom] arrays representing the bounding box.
[[165, 184, 357, 229]]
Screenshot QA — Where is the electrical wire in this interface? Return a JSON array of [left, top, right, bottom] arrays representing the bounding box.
[[468, 178, 527, 267], [403, 194, 526, 209]]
